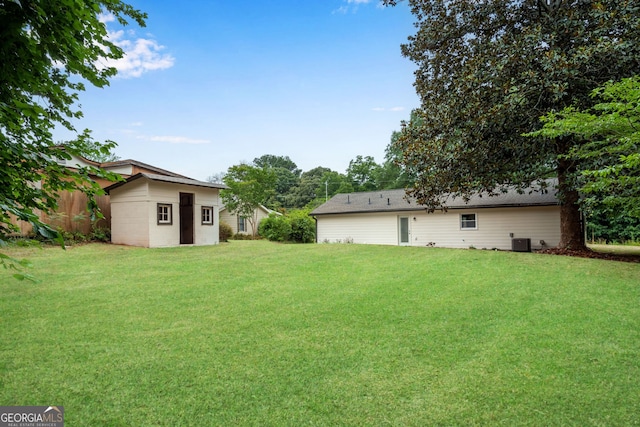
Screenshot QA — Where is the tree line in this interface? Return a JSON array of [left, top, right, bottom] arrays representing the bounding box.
[[212, 133, 415, 213]]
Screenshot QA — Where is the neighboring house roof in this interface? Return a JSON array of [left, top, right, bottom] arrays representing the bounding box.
[[311, 180, 559, 216], [100, 159, 190, 179], [105, 173, 229, 194], [219, 204, 282, 216], [55, 148, 191, 179]]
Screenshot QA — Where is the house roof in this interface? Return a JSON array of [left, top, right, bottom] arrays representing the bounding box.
[[100, 159, 190, 179], [310, 180, 559, 216], [219, 204, 282, 216], [54, 147, 190, 179], [105, 173, 229, 194]]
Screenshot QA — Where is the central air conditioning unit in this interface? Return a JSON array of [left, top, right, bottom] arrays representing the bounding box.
[[512, 238, 531, 252]]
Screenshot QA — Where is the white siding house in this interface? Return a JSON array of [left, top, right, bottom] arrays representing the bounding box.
[[219, 205, 280, 236], [106, 173, 228, 248], [311, 183, 561, 251]]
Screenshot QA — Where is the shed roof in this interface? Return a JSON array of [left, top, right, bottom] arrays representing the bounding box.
[[105, 173, 229, 194], [310, 180, 559, 216]]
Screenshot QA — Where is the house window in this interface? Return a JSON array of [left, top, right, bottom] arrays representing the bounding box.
[[460, 213, 477, 230], [157, 203, 172, 225], [238, 216, 247, 233], [201, 206, 213, 225]]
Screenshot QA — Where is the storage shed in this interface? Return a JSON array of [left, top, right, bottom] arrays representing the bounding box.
[[106, 173, 228, 248]]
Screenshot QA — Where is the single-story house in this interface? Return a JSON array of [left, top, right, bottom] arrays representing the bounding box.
[[105, 173, 228, 248], [219, 204, 280, 236], [310, 183, 561, 251]]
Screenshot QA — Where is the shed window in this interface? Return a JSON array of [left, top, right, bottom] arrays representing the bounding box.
[[202, 206, 213, 225], [157, 203, 172, 225], [238, 217, 247, 233], [460, 213, 477, 230]]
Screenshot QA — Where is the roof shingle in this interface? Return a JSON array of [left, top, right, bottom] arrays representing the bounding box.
[[105, 173, 228, 193], [311, 180, 559, 216]]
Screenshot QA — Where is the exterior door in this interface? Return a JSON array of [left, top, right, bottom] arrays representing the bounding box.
[[179, 192, 194, 244], [399, 216, 410, 245]]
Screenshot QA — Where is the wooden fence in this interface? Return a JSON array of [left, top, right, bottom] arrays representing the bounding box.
[[13, 191, 112, 236]]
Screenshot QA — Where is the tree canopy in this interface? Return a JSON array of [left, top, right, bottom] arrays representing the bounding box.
[[220, 142, 415, 213], [253, 154, 301, 176], [252, 155, 302, 209], [384, 0, 640, 249], [377, 118, 419, 190], [1, 0, 146, 249], [529, 76, 640, 220], [347, 155, 381, 192]]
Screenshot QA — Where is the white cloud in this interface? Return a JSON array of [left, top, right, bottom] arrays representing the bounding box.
[[99, 13, 175, 78], [372, 106, 405, 112], [332, 5, 349, 14], [142, 135, 211, 145], [333, 0, 377, 14], [98, 12, 116, 24], [118, 124, 209, 144]]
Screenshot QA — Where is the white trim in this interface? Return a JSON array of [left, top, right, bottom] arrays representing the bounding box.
[[398, 216, 410, 245], [201, 206, 213, 225], [460, 213, 478, 230], [157, 203, 172, 225]]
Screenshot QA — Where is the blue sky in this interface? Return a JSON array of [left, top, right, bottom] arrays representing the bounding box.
[[65, 0, 419, 181]]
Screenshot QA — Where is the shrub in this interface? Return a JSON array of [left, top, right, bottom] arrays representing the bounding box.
[[232, 233, 258, 240], [219, 221, 233, 242], [258, 214, 291, 242], [90, 227, 111, 242], [259, 210, 315, 243], [62, 231, 88, 245], [288, 209, 315, 243]]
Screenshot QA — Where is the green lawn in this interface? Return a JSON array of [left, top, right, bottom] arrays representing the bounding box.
[[590, 243, 640, 257], [1, 241, 639, 426]]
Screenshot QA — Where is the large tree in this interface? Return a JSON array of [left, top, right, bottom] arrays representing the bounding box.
[[221, 164, 277, 237], [253, 154, 301, 209], [347, 155, 381, 192], [253, 154, 302, 176], [378, 123, 420, 190], [285, 166, 333, 209], [530, 76, 640, 221], [317, 170, 353, 201], [1, 0, 145, 248], [384, 0, 640, 249]]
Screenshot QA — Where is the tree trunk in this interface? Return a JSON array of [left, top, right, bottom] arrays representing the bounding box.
[[557, 142, 587, 250], [558, 185, 585, 250]]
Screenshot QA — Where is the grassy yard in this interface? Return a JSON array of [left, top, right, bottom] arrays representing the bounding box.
[[590, 243, 640, 257], [1, 241, 639, 426]]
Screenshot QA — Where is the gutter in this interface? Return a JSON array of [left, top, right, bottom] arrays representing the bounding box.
[[311, 202, 560, 216]]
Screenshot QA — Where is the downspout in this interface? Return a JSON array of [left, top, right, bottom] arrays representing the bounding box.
[[312, 215, 318, 243], [311, 216, 318, 243]]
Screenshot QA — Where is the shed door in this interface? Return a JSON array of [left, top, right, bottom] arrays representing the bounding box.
[[180, 192, 194, 244], [399, 216, 410, 245]]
